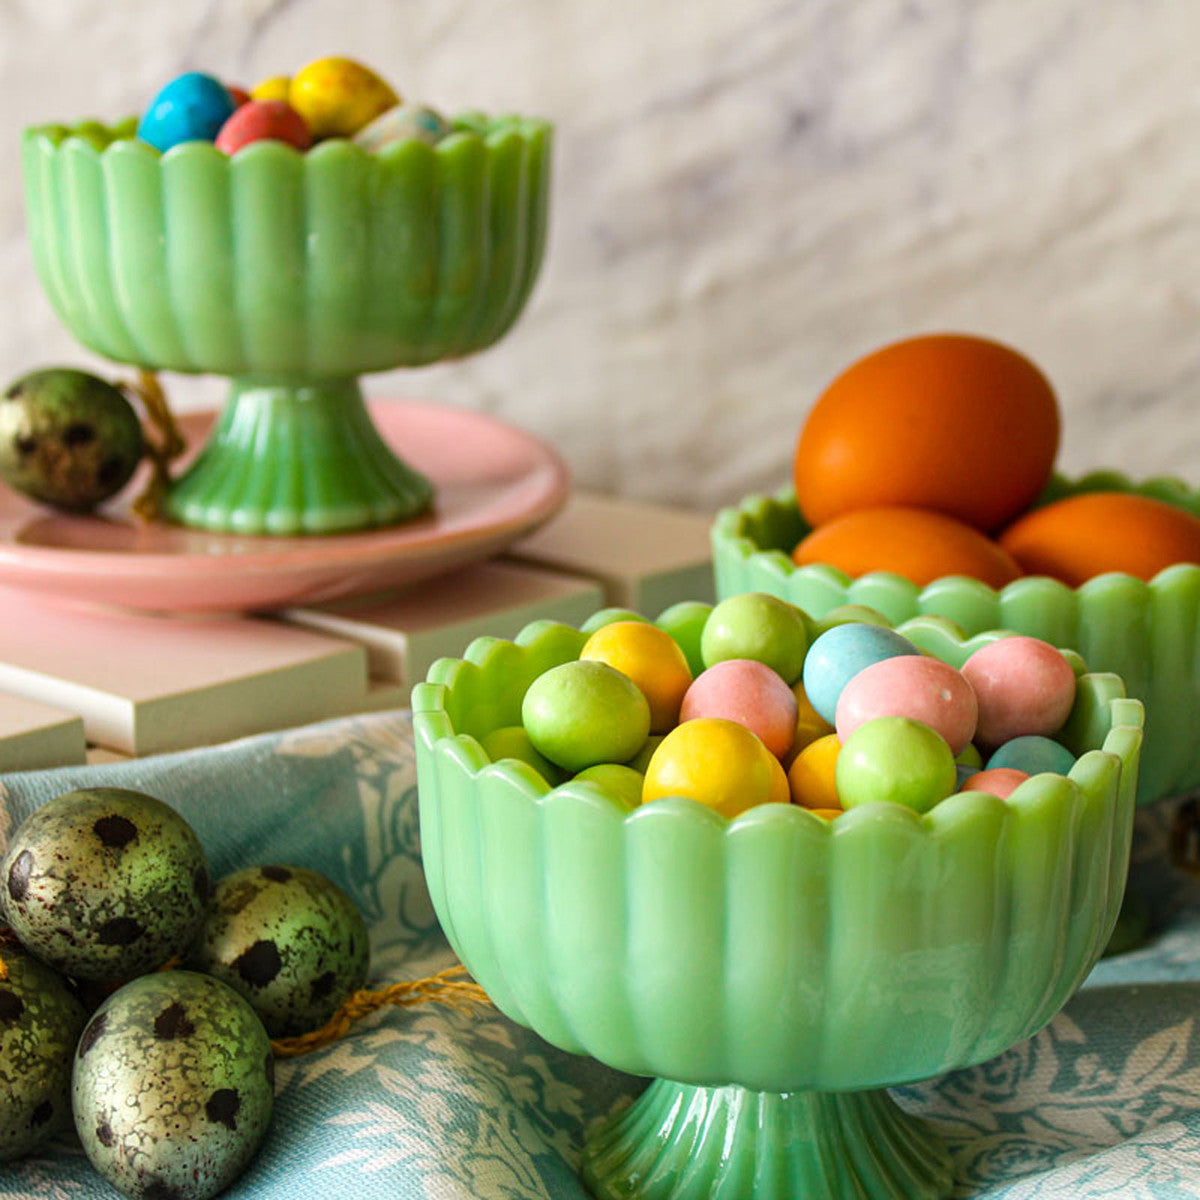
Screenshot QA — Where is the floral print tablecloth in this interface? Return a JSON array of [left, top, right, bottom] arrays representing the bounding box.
[[2, 710, 1199, 1199]]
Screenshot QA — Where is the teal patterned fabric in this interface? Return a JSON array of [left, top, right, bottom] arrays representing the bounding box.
[[1, 710, 1199, 1199]]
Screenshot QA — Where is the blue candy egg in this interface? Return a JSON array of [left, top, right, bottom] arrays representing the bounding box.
[[138, 72, 236, 153], [987, 735, 1075, 777], [802, 623, 920, 725], [955, 763, 978, 789]]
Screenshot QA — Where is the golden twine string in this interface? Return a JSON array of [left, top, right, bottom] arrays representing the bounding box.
[[271, 965, 491, 1058], [123, 370, 187, 524], [0, 926, 19, 981]]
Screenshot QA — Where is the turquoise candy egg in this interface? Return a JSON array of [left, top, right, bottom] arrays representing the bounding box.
[[189, 866, 369, 1038], [1, 788, 210, 982], [73, 971, 273, 1200], [802, 623, 920, 725], [0, 945, 86, 1161], [987, 735, 1076, 777], [139, 72, 236, 152]]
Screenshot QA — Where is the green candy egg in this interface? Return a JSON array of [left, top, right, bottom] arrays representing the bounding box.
[[1, 788, 211, 982], [700, 593, 809, 683], [522, 660, 651, 773], [73, 970, 274, 1200], [837, 716, 957, 813], [655, 601, 712, 678], [0, 368, 143, 511], [481, 725, 566, 784], [189, 866, 369, 1038], [0, 944, 86, 1161], [573, 763, 643, 811]]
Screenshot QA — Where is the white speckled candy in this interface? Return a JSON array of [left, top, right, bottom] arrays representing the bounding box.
[[353, 103, 448, 152]]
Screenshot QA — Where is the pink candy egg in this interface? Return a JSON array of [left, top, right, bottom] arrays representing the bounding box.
[[961, 767, 1030, 800], [961, 636, 1076, 748], [835, 655, 977, 755], [680, 659, 799, 759], [215, 99, 312, 155]]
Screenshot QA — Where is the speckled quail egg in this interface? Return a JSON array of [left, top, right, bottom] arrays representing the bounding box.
[[352, 102, 448, 151], [0, 943, 87, 1161], [189, 865, 369, 1037], [1, 788, 211, 982], [0, 368, 144, 511], [73, 970, 274, 1200]]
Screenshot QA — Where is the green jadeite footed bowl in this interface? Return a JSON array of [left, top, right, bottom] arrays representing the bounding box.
[[712, 471, 1199, 806], [21, 113, 551, 534], [413, 612, 1143, 1200]]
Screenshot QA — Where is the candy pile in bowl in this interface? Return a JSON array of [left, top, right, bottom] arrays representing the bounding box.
[[0, 787, 368, 1200], [133, 56, 448, 157], [489, 592, 1086, 820]]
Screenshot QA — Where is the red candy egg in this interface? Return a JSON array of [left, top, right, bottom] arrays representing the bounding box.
[[226, 84, 252, 108], [215, 100, 312, 155], [961, 767, 1030, 800]]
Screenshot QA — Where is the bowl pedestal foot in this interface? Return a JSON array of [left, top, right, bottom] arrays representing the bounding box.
[[167, 377, 434, 535], [580, 1079, 952, 1200]]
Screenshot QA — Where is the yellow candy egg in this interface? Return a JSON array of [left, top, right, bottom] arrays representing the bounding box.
[[250, 75, 292, 103], [790, 682, 835, 761], [643, 718, 785, 819], [787, 733, 842, 810], [580, 621, 693, 733], [808, 808, 843, 820], [288, 57, 399, 139]]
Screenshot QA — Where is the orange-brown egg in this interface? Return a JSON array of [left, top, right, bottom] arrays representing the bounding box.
[[794, 334, 1060, 532], [793, 506, 1023, 588], [999, 492, 1200, 585]]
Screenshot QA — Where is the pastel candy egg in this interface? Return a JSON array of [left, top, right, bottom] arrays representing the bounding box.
[[802, 623, 920, 725], [289, 57, 399, 139], [956, 743, 983, 770], [789, 682, 835, 762], [813, 604, 893, 636], [787, 733, 842, 810], [961, 636, 1076, 747], [626, 734, 664, 773], [481, 725, 565, 784], [353, 103, 449, 151], [701, 592, 809, 683], [522, 660, 650, 773], [139, 72, 236, 152], [216, 100, 312, 155], [643, 718, 788, 818], [580, 621, 693, 733], [961, 767, 1030, 800], [574, 764, 643, 812], [681, 659, 798, 759], [581, 607, 649, 634], [655, 600, 712, 678], [835, 655, 977, 755], [987, 735, 1075, 776], [226, 84, 251, 108], [836, 717, 956, 813], [250, 75, 291, 103]]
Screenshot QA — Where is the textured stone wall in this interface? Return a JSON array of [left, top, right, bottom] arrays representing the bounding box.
[[3, 0, 1198, 509]]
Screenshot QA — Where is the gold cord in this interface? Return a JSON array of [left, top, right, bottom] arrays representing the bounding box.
[[122, 370, 187, 523]]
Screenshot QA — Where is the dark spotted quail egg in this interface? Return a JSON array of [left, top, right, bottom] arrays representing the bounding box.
[[189, 865, 369, 1037], [0, 943, 86, 1161], [0, 368, 144, 511], [1, 788, 211, 982], [73, 970, 274, 1200]]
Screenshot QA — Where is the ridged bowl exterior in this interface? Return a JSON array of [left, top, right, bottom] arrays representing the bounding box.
[[413, 616, 1142, 1096], [21, 115, 551, 375], [712, 472, 1200, 805]]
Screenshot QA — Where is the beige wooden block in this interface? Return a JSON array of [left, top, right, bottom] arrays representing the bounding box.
[[0, 592, 369, 756], [0, 692, 86, 773], [281, 560, 604, 690], [506, 491, 715, 613], [86, 746, 132, 765]]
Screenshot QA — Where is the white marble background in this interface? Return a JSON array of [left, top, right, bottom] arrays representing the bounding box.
[[2, 0, 1199, 510]]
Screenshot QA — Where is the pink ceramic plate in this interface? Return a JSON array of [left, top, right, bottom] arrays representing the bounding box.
[[0, 401, 569, 613]]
